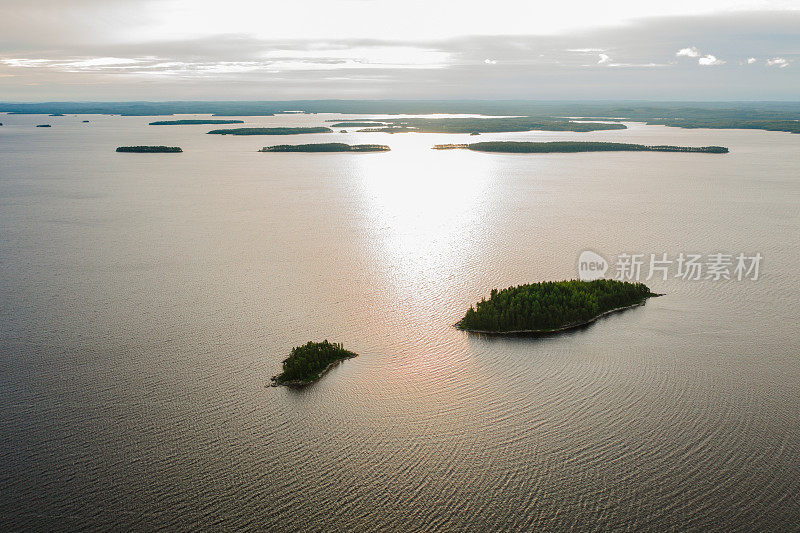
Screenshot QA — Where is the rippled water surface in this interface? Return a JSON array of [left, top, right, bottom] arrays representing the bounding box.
[[1, 113, 799, 531]]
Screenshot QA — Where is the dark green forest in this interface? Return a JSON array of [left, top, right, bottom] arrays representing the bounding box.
[[457, 280, 655, 333], [272, 340, 358, 385], [260, 143, 390, 152], [464, 141, 728, 153], [149, 119, 244, 125], [328, 122, 389, 127], [207, 127, 332, 135], [116, 146, 182, 153]]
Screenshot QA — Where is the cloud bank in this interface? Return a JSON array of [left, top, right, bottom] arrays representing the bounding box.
[[0, 8, 798, 100]]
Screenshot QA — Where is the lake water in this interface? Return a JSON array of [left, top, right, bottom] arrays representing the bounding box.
[[1, 113, 799, 531]]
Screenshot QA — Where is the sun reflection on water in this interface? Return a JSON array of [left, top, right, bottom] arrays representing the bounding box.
[[356, 137, 494, 285], [340, 134, 505, 376]]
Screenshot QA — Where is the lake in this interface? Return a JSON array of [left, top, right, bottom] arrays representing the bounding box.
[[1, 113, 798, 530]]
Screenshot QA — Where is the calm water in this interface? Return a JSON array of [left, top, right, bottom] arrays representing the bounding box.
[[1, 113, 799, 531]]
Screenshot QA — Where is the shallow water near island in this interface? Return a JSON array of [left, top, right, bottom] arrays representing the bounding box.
[[1, 113, 799, 531]]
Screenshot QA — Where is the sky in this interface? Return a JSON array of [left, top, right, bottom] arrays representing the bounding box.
[[1, 0, 798, 101]]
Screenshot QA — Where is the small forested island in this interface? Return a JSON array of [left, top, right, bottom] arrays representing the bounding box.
[[149, 119, 244, 125], [259, 143, 390, 152], [116, 146, 183, 153], [270, 340, 358, 386], [36, 124, 51, 128], [207, 127, 332, 135], [457, 280, 658, 334], [433, 141, 728, 154], [49, 113, 64, 116]]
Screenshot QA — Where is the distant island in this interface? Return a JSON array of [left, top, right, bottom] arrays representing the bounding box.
[[207, 127, 332, 135], [270, 340, 358, 386], [116, 146, 183, 153], [328, 121, 389, 127], [347, 117, 627, 134], [635, 118, 800, 134], [36, 124, 51, 128], [49, 113, 64, 117], [570, 114, 800, 135], [259, 143, 390, 152], [433, 141, 729, 154], [457, 280, 658, 334], [149, 119, 244, 125]]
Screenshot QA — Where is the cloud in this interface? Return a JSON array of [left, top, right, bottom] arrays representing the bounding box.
[[677, 47, 725, 65], [747, 57, 757, 64], [766, 57, 789, 68], [676, 47, 701, 58], [1, 11, 799, 100], [1, 45, 452, 78], [606, 62, 669, 68], [698, 54, 726, 66]]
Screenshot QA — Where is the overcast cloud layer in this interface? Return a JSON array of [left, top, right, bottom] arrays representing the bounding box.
[[1, 1, 798, 100]]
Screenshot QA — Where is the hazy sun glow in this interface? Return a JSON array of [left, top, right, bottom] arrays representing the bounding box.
[[133, 0, 800, 41]]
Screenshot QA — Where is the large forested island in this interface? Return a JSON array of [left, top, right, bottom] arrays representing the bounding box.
[[457, 280, 657, 334], [328, 121, 389, 127], [346, 117, 626, 133], [116, 146, 183, 153], [434, 141, 728, 154], [149, 119, 244, 125], [207, 127, 332, 135], [259, 143, 390, 152], [270, 340, 358, 386]]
